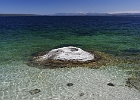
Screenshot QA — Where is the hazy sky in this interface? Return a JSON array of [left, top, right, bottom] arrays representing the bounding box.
[[0, 0, 140, 14]]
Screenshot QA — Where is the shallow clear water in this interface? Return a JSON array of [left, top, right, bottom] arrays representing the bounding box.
[[0, 16, 140, 99]]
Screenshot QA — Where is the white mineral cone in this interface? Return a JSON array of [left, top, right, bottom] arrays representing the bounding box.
[[37, 46, 94, 62]]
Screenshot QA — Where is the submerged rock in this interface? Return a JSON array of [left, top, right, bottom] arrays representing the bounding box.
[[79, 93, 85, 96], [67, 83, 74, 87], [126, 77, 140, 91], [107, 83, 115, 86], [29, 89, 41, 95]]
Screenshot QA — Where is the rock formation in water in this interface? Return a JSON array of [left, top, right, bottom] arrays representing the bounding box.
[[36, 46, 94, 62], [28, 46, 114, 68], [28, 46, 99, 68]]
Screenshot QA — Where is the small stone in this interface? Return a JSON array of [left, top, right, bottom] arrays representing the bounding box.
[[79, 93, 84, 96], [67, 83, 73, 87], [29, 89, 41, 95], [107, 83, 115, 86]]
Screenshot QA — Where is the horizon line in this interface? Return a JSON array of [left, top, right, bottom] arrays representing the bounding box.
[[1, 12, 140, 15]]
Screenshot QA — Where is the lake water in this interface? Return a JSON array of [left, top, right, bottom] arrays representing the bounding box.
[[0, 16, 140, 99]]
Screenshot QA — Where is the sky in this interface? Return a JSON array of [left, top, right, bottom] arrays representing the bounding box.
[[0, 0, 140, 14]]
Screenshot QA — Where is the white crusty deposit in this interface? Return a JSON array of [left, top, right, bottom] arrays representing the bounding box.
[[37, 46, 94, 62]]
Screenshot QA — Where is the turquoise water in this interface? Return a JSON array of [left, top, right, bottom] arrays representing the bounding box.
[[0, 16, 140, 99]]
